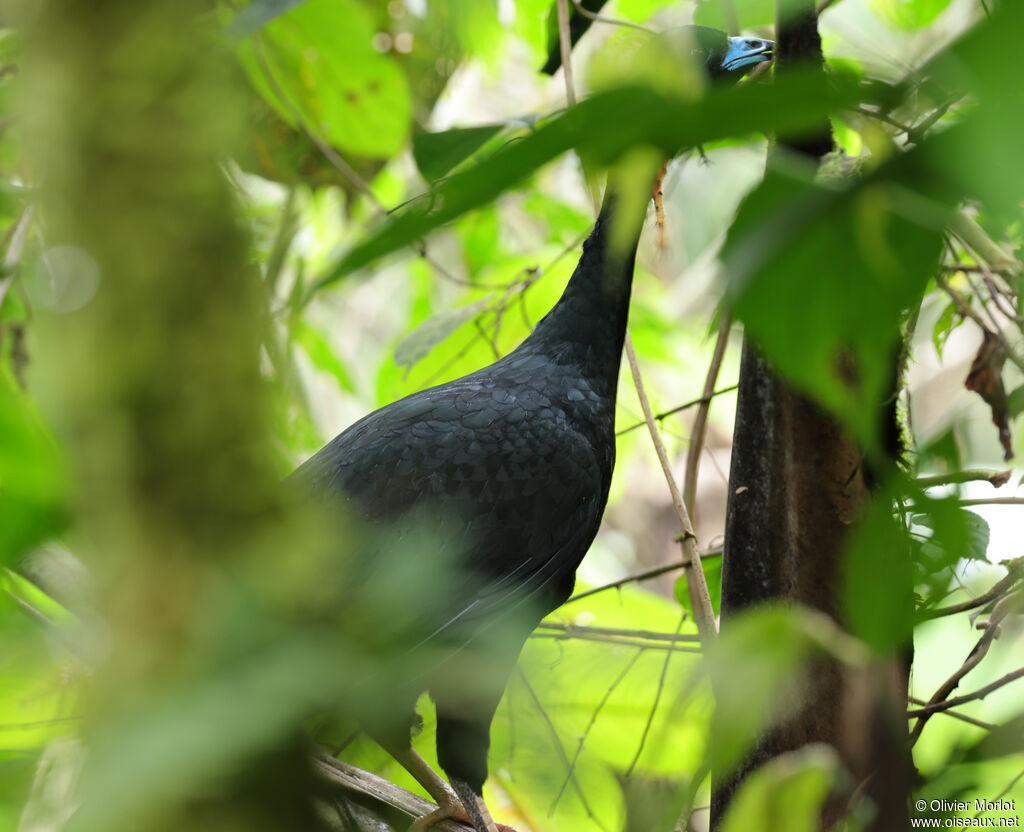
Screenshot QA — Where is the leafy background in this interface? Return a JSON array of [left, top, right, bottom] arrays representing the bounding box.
[[1, 0, 1022, 830]]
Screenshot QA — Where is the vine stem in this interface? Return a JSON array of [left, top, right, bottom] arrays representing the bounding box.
[[625, 334, 718, 644]]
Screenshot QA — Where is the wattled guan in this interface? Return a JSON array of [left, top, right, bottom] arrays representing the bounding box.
[[292, 27, 773, 832]]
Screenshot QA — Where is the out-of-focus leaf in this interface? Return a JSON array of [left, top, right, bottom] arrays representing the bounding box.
[[1009, 385, 1024, 419], [914, 507, 990, 565], [868, 0, 954, 30], [725, 157, 946, 451], [236, 0, 411, 159], [413, 125, 507, 182], [842, 484, 917, 653], [707, 605, 867, 776], [675, 556, 722, 619], [720, 746, 842, 832], [315, 69, 873, 290], [394, 298, 493, 370], [292, 320, 356, 394], [228, 0, 308, 40], [0, 372, 69, 566], [962, 713, 1024, 763], [694, 0, 774, 29]]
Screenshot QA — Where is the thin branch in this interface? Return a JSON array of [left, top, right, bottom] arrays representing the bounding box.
[[916, 570, 1021, 622], [569, 0, 654, 34], [530, 631, 700, 652], [549, 649, 644, 815], [625, 614, 684, 775], [949, 498, 1024, 508], [624, 333, 718, 644], [556, 0, 577, 107], [564, 547, 722, 605], [935, 272, 1024, 373], [907, 696, 993, 731], [616, 385, 739, 436], [916, 469, 1012, 488], [682, 315, 732, 525], [910, 599, 1014, 742], [907, 666, 1024, 719], [537, 621, 700, 643]]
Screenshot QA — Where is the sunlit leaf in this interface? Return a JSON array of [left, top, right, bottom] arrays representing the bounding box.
[[413, 124, 507, 182], [236, 0, 411, 159], [720, 746, 843, 832], [227, 0, 308, 39], [394, 298, 493, 370], [867, 0, 954, 30]]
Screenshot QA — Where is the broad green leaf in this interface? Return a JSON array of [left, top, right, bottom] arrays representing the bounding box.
[[842, 489, 915, 653], [412, 124, 507, 182], [931, 299, 960, 358], [394, 298, 493, 370], [708, 605, 868, 776], [1008, 385, 1024, 418], [724, 156, 946, 451], [675, 556, 722, 619], [292, 320, 356, 394], [868, 0, 954, 30], [314, 69, 872, 291], [720, 746, 843, 832], [236, 0, 411, 159]]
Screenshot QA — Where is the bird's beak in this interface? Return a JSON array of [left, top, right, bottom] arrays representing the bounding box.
[[721, 36, 774, 73]]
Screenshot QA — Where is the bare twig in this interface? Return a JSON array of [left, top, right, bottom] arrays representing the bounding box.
[[616, 385, 739, 436], [910, 599, 1015, 742], [556, 0, 577, 107], [624, 334, 718, 644], [935, 272, 1024, 373], [564, 548, 722, 605], [907, 696, 993, 731], [537, 621, 700, 643], [916, 469, 1012, 489], [682, 315, 732, 525], [908, 666, 1024, 720], [569, 0, 654, 34], [917, 569, 1021, 622]]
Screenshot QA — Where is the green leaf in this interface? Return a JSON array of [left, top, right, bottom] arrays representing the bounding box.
[[0, 372, 69, 565], [707, 605, 867, 776], [931, 300, 960, 359], [412, 124, 507, 182], [725, 158, 946, 452], [1008, 385, 1024, 418], [842, 487, 915, 653], [315, 69, 870, 290], [675, 556, 722, 619], [292, 320, 356, 393], [962, 713, 1024, 763], [236, 0, 411, 159], [394, 298, 493, 370], [720, 746, 842, 832], [694, 0, 774, 29]]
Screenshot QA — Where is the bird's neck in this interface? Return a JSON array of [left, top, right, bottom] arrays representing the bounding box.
[[525, 191, 642, 398]]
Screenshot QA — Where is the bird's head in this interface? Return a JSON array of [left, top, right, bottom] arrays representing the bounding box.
[[671, 25, 774, 83]]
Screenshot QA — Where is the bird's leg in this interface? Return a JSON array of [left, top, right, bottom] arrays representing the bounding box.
[[450, 777, 505, 832], [382, 745, 494, 832]]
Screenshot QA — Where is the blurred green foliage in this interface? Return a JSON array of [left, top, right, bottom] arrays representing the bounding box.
[[0, 0, 1021, 830]]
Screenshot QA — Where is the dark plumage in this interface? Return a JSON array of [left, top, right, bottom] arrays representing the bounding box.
[[294, 28, 773, 832]]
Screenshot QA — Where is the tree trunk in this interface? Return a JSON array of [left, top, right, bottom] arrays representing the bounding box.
[[710, 5, 912, 830]]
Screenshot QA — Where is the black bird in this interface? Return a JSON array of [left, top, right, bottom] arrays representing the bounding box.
[[293, 27, 772, 832]]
